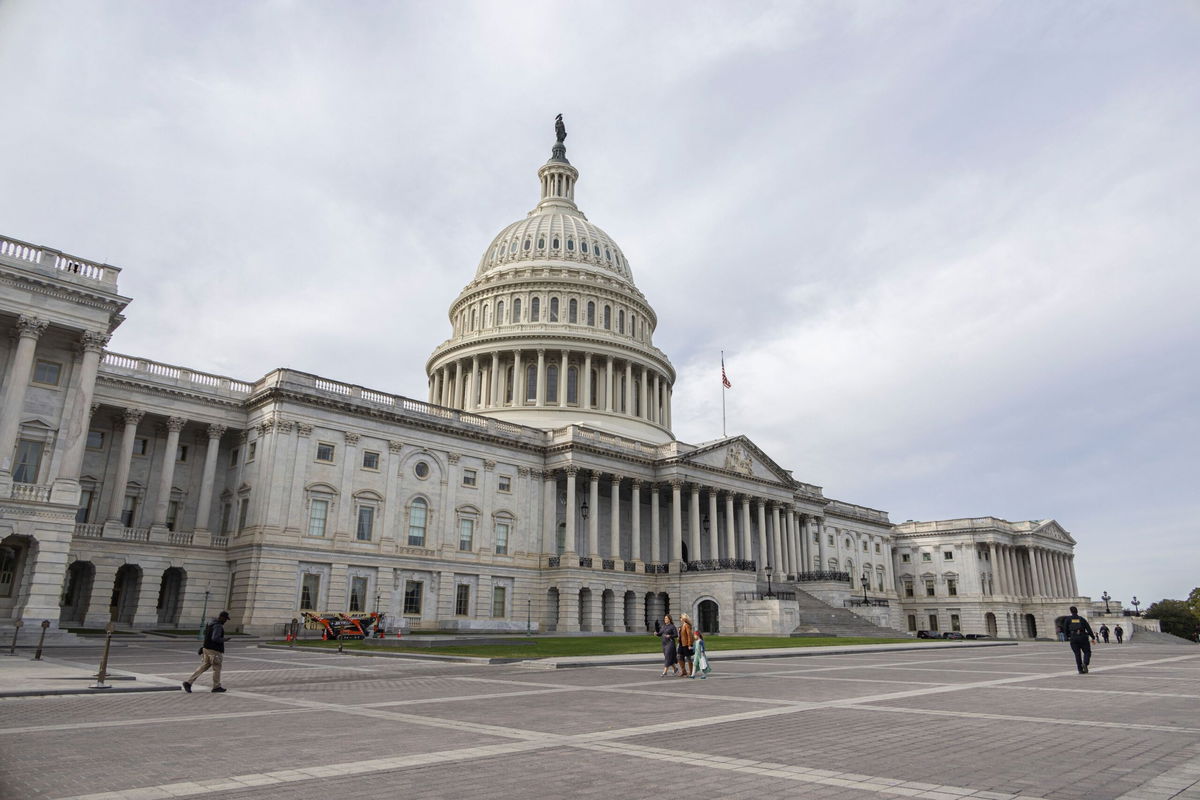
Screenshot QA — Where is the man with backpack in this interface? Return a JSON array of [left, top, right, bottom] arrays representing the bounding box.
[[1062, 606, 1098, 674], [183, 610, 230, 693]]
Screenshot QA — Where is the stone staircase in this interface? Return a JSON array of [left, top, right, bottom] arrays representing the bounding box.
[[788, 587, 908, 639], [0, 622, 95, 649]]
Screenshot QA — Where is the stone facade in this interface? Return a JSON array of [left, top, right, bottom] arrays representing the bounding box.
[[0, 126, 1087, 637]]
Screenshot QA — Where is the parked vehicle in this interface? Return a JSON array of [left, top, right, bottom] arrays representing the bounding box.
[[964, 633, 993, 640], [916, 630, 942, 639], [943, 631, 965, 640]]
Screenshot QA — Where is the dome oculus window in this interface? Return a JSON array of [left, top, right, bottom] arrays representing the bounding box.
[[414, 461, 431, 479]]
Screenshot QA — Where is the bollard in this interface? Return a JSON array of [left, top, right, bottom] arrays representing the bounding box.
[[90, 622, 116, 689], [6, 619, 22, 656], [289, 618, 299, 648], [336, 632, 344, 654], [33, 620, 50, 661]]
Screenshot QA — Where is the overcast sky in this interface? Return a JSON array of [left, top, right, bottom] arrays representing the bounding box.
[[1, 1, 1196, 606]]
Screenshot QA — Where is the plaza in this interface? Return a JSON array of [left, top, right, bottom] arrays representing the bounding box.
[[1, 637, 1198, 799]]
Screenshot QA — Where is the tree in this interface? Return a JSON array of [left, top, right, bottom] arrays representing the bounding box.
[[1188, 587, 1200, 620], [1143, 599, 1200, 639]]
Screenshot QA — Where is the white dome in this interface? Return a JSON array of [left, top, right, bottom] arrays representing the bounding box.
[[476, 212, 634, 283]]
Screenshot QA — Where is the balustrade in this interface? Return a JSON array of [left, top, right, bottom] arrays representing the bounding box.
[[795, 570, 851, 583], [682, 559, 756, 573]]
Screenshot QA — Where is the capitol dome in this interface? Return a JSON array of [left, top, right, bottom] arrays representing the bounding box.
[[426, 121, 676, 444]]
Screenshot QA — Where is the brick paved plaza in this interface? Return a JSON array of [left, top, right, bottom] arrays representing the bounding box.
[[1, 639, 1198, 800]]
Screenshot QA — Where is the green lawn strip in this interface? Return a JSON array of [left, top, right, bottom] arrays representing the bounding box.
[[275, 635, 918, 659]]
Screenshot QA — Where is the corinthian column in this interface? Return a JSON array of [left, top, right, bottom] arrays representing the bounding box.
[[0, 315, 48, 475], [588, 471, 599, 557], [609, 474, 622, 559], [194, 424, 226, 532], [152, 417, 188, 528], [670, 479, 683, 563], [56, 330, 111, 482], [106, 408, 145, 523]]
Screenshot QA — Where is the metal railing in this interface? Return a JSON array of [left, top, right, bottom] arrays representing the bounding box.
[[845, 598, 890, 607], [547, 556, 561, 568], [578, 557, 593, 568], [645, 563, 669, 574], [623, 560, 637, 573], [601, 559, 615, 571], [794, 571, 851, 583], [682, 559, 757, 573], [736, 591, 797, 601]]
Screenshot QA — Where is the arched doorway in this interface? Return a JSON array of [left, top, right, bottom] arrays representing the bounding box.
[[545, 588, 560, 632], [698, 599, 720, 634], [0, 536, 32, 621], [1025, 614, 1038, 639], [645, 592, 659, 631], [578, 588, 593, 631], [601, 589, 615, 632], [658, 592, 670, 620], [156, 567, 187, 626], [623, 591, 636, 632], [985, 612, 998, 638], [111, 565, 142, 625], [60, 561, 95, 625]]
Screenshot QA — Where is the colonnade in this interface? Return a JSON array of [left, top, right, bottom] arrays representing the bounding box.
[[429, 348, 672, 427], [986, 542, 1077, 598]]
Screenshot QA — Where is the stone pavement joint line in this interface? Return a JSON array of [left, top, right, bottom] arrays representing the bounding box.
[[853, 703, 1200, 735], [1114, 742, 1200, 800]]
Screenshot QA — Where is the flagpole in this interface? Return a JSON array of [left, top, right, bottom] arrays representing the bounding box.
[[721, 350, 727, 438]]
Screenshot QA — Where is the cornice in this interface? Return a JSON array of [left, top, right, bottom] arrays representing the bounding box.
[[0, 269, 129, 319], [427, 331, 675, 378], [95, 375, 251, 413]]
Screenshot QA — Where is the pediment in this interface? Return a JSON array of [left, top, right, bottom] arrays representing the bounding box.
[[678, 436, 795, 486], [1032, 519, 1076, 545]]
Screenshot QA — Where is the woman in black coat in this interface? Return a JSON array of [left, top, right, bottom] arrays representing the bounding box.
[[659, 614, 679, 676]]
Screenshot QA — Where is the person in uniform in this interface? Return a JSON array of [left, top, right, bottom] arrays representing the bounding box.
[[1062, 606, 1097, 674]]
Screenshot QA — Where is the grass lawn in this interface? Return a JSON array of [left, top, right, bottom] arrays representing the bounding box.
[[276, 634, 919, 659], [64, 628, 141, 636]]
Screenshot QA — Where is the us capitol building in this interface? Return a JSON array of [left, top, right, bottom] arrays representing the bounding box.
[[0, 121, 1088, 641]]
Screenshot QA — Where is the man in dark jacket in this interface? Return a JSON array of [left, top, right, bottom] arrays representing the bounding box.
[[183, 611, 230, 693], [1062, 606, 1097, 674]]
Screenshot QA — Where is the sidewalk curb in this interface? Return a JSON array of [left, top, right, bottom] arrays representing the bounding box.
[[0, 684, 182, 698]]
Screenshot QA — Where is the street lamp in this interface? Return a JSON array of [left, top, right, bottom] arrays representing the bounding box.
[[764, 565, 774, 598], [1131, 596, 1141, 616], [197, 585, 211, 641], [1101, 591, 1111, 615], [580, 499, 589, 520], [861, 572, 870, 605]]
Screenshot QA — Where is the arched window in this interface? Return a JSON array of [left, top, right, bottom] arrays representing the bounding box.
[[603, 306, 612, 330], [567, 366, 578, 404], [496, 300, 505, 325], [632, 380, 640, 415], [581, 241, 588, 253], [408, 498, 428, 547], [537, 237, 545, 249], [617, 309, 625, 334], [631, 313, 637, 338], [512, 298, 522, 323], [530, 297, 540, 322], [552, 237, 560, 249], [566, 238, 574, 251], [546, 365, 559, 403], [549, 297, 559, 322], [605, 248, 611, 261], [525, 364, 537, 401], [586, 301, 596, 326], [505, 366, 514, 403], [523, 238, 531, 251], [568, 299, 577, 323], [470, 308, 477, 330], [484, 304, 492, 328], [509, 240, 517, 253]]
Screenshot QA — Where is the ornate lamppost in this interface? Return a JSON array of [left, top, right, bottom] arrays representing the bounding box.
[[861, 572, 870, 605], [764, 565, 774, 598], [1131, 596, 1140, 616], [197, 585, 211, 641], [1101, 590, 1111, 615]]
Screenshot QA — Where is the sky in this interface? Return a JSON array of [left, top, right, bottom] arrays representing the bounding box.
[[1, 1, 1196, 606]]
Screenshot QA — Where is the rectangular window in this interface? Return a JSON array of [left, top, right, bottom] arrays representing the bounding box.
[[904, 582, 914, 598], [812, 531, 819, 543], [133, 437, 148, 456], [403, 581, 423, 615], [950, 613, 961, 632], [948, 579, 958, 597], [176, 444, 188, 463], [237, 497, 249, 532], [455, 584, 470, 616], [356, 506, 375, 541], [229, 448, 240, 468], [300, 574, 320, 610], [32, 360, 62, 386], [246, 442, 257, 462], [827, 534, 834, 545], [316, 443, 335, 463], [459, 518, 475, 551], [928, 614, 939, 632], [166, 500, 179, 532], [86, 431, 105, 450], [408, 502, 427, 547], [219, 502, 232, 534], [863, 541, 868, 551], [925, 579, 936, 597], [362, 451, 380, 470], [901, 553, 911, 563], [492, 586, 507, 618], [349, 576, 367, 612], [12, 440, 42, 484], [907, 614, 917, 631], [76, 489, 95, 524], [497, 475, 512, 493], [462, 469, 477, 487], [121, 495, 138, 527], [875, 543, 881, 553], [921, 552, 932, 562], [308, 499, 329, 537], [943, 550, 954, 561], [495, 522, 510, 555]]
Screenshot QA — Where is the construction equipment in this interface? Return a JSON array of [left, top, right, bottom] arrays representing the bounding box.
[[301, 611, 382, 641]]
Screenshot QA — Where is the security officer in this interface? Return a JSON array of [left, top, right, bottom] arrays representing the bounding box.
[[1062, 606, 1098, 674]]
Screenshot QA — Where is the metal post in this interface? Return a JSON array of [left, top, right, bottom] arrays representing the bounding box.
[[197, 588, 211, 640], [6, 619, 23, 656], [289, 617, 299, 648], [526, 598, 531, 636], [90, 622, 116, 689], [33, 620, 50, 660]]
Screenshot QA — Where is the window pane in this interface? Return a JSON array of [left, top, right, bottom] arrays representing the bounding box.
[[86, 431, 105, 449], [300, 574, 320, 610], [567, 367, 578, 404], [316, 443, 335, 462], [455, 584, 470, 616], [495, 522, 510, 555], [13, 440, 42, 484], [356, 506, 375, 540], [546, 365, 558, 403], [308, 499, 329, 537], [459, 518, 474, 550], [408, 499, 427, 546], [492, 586, 506, 618], [362, 451, 379, 470], [404, 581, 423, 615], [33, 360, 61, 385], [349, 576, 367, 612], [237, 498, 249, 532]]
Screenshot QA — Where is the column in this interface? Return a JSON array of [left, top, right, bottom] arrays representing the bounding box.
[[789, 509, 800, 574], [740, 497, 753, 565], [652, 373, 661, 423], [707, 489, 719, 559], [588, 471, 599, 557], [609, 474, 622, 559], [1067, 555, 1078, 596], [105, 409, 144, 523], [669, 479, 683, 563], [624, 361, 633, 415], [650, 483, 661, 563], [0, 315, 48, 475], [1029, 547, 1044, 597], [583, 354, 593, 408], [815, 516, 827, 570], [559, 350, 569, 408], [564, 467, 578, 555], [630, 479, 642, 563], [665, 386, 673, 428], [798, 514, 810, 572], [152, 417, 187, 527], [687, 484, 701, 563], [756, 500, 768, 571], [469, 356, 480, 410], [1056, 553, 1069, 596], [639, 366, 648, 419], [512, 350, 523, 406], [452, 360, 464, 408], [542, 470, 557, 554], [605, 356, 614, 411], [490, 353, 501, 407], [1051, 551, 1065, 597], [771, 503, 783, 574], [194, 425, 226, 531], [724, 493, 736, 561], [535, 349, 546, 407], [55, 330, 110, 483]]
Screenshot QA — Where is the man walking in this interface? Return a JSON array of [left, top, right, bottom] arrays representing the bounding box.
[[184, 611, 230, 693], [1062, 606, 1097, 674], [1114, 624, 1124, 644]]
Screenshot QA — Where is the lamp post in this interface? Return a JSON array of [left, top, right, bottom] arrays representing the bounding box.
[[526, 598, 531, 637], [1131, 596, 1140, 616], [764, 565, 774, 598], [1101, 590, 1111, 615], [197, 585, 211, 641], [861, 572, 870, 605]]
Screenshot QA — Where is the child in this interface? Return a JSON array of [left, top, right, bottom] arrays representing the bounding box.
[[691, 629, 712, 679]]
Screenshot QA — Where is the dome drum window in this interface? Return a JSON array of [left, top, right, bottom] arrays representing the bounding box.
[[566, 238, 574, 252], [552, 237, 560, 249]]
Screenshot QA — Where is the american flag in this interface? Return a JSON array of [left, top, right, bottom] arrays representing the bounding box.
[[722, 358, 732, 389]]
